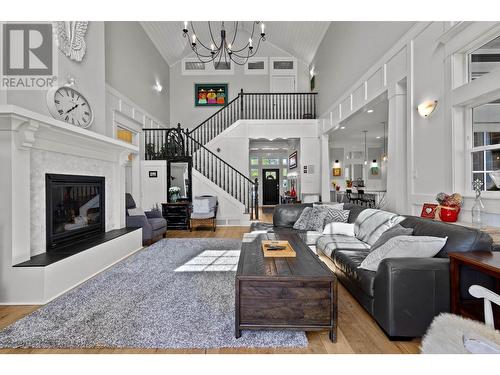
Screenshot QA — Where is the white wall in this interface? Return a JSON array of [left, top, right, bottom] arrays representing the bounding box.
[[105, 22, 170, 124], [169, 35, 309, 128], [310, 22, 415, 115], [6, 22, 107, 135]]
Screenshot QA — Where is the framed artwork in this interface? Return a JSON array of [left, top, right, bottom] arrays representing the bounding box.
[[420, 203, 438, 219], [149, 171, 158, 178], [370, 166, 379, 176], [333, 168, 342, 177], [195, 83, 228, 107], [289, 151, 297, 170]]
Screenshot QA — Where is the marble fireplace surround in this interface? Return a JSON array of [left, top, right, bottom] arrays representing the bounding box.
[[0, 105, 141, 303]]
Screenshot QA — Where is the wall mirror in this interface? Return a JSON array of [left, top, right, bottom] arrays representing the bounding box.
[[167, 158, 192, 203]]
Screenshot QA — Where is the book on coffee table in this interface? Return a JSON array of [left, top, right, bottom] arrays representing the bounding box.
[[261, 240, 296, 257]]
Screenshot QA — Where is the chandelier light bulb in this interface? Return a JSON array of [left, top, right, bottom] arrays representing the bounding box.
[[261, 23, 265, 34], [191, 34, 196, 45], [184, 21, 188, 29], [249, 38, 253, 48]]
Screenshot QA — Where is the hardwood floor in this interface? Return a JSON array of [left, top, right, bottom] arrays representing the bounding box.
[[0, 223, 421, 354]]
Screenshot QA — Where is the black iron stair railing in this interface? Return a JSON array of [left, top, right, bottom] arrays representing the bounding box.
[[188, 90, 317, 147]]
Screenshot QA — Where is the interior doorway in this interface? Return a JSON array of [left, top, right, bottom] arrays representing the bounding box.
[[262, 169, 280, 205]]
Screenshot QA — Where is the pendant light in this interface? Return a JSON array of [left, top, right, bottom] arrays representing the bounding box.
[[381, 122, 388, 162], [363, 130, 368, 165]]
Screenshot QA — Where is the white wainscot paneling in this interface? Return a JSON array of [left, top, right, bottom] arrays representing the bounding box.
[[120, 100, 134, 119], [332, 104, 341, 123], [386, 47, 407, 85], [340, 96, 352, 120], [366, 68, 385, 101], [352, 84, 366, 111]]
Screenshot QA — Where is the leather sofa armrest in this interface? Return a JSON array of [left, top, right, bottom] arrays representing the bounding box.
[[373, 257, 450, 338], [145, 210, 163, 219]]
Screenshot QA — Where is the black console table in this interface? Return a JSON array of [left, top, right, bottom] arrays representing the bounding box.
[[162, 202, 190, 230]]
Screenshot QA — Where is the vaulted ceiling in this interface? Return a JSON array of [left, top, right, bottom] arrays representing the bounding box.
[[140, 21, 331, 66]]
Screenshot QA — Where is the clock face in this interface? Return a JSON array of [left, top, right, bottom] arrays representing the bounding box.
[[48, 86, 93, 128]]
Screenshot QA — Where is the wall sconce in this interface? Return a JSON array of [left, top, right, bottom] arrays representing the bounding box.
[[371, 159, 378, 168], [417, 100, 438, 117], [153, 81, 163, 93], [333, 160, 340, 168]]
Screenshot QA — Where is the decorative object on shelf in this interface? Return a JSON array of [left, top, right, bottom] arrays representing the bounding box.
[[436, 192, 463, 222], [182, 21, 266, 66], [169, 186, 181, 203], [46, 79, 93, 128], [421, 203, 438, 219], [345, 179, 353, 189], [289, 151, 297, 170], [195, 83, 228, 107], [55, 21, 89, 62], [489, 170, 500, 189], [472, 178, 485, 228], [417, 100, 438, 118], [149, 171, 158, 178]]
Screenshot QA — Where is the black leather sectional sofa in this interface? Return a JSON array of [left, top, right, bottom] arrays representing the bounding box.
[[250, 203, 497, 338]]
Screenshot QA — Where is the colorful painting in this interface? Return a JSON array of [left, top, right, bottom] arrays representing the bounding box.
[[195, 84, 228, 107], [333, 168, 342, 177]]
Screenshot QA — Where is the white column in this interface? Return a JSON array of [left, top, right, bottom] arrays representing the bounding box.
[[386, 80, 409, 214], [320, 133, 331, 202]]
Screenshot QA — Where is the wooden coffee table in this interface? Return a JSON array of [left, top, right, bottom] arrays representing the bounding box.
[[235, 231, 337, 342]]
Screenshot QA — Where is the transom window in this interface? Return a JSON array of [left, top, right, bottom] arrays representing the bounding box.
[[471, 99, 500, 191], [469, 35, 500, 82], [262, 158, 279, 166]]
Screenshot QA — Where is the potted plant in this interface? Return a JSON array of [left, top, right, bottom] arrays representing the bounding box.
[[436, 192, 463, 222], [169, 186, 181, 202]]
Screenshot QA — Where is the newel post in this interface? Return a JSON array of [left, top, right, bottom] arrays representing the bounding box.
[[239, 88, 244, 119], [254, 177, 259, 220]]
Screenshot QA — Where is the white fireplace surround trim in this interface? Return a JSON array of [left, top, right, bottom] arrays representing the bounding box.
[[0, 105, 141, 304]]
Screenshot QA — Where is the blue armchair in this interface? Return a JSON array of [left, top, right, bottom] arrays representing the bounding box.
[[125, 193, 167, 245]]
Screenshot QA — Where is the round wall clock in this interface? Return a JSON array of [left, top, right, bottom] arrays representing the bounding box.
[[46, 85, 94, 129]]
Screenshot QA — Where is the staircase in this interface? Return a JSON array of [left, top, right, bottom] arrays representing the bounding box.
[[142, 90, 317, 221]]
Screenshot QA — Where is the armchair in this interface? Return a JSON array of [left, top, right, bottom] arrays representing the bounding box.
[[125, 193, 167, 245], [190, 195, 218, 232]]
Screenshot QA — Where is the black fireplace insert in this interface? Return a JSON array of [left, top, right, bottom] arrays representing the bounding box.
[[46, 174, 105, 251]]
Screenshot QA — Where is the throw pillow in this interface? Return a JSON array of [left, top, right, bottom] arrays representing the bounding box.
[[127, 207, 145, 216], [359, 235, 448, 272], [322, 222, 355, 237], [293, 207, 313, 230], [323, 208, 350, 226], [369, 224, 414, 252], [354, 209, 405, 246], [193, 198, 210, 213]]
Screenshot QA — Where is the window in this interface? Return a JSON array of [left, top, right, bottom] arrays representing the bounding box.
[[250, 169, 259, 178], [250, 157, 259, 166], [282, 158, 288, 165], [282, 168, 287, 177], [244, 58, 268, 75], [262, 158, 279, 166], [471, 99, 500, 191], [270, 57, 297, 75], [469, 35, 500, 82], [182, 58, 234, 75]]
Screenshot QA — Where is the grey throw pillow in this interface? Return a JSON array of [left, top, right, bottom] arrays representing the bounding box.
[[359, 235, 448, 272], [293, 207, 313, 230], [323, 208, 350, 226], [369, 224, 414, 252]]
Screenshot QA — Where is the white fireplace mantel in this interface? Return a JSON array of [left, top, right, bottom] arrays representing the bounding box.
[[0, 105, 142, 304]]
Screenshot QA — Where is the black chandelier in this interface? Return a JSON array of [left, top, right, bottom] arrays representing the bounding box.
[[182, 21, 266, 66]]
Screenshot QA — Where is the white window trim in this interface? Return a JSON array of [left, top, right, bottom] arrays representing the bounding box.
[[450, 24, 500, 197], [269, 57, 297, 76], [181, 57, 235, 76], [244, 57, 268, 75]]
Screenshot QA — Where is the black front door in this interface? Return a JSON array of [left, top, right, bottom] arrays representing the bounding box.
[[262, 169, 280, 205]]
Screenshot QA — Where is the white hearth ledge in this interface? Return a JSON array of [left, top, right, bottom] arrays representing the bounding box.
[[0, 105, 142, 304]]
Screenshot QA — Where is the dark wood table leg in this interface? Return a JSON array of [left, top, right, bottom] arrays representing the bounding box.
[[450, 257, 460, 314], [330, 279, 337, 342], [235, 278, 241, 339]]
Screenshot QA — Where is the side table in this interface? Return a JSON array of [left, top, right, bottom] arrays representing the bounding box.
[[448, 251, 500, 326]]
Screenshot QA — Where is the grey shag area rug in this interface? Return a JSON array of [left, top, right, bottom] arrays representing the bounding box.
[[0, 238, 308, 349]]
